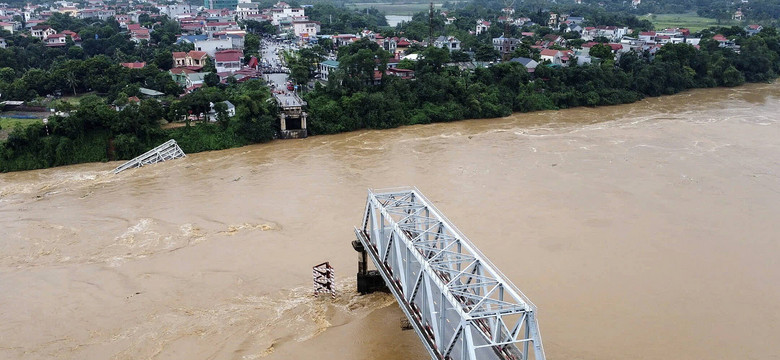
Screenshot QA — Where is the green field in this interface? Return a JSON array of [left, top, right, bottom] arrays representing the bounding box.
[[0, 117, 42, 131], [345, 2, 443, 16], [640, 13, 739, 32]]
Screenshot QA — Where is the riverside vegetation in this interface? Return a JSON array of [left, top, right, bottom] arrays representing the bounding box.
[[0, 6, 779, 172]]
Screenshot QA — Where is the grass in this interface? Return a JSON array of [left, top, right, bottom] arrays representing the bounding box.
[[640, 12, 739, 32], [59, 92, 96, 106], [0, 117, 42, 131], [345, 2, 443, 16]]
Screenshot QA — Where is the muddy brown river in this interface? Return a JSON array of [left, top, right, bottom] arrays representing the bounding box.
[[1, 83, 779, 360]]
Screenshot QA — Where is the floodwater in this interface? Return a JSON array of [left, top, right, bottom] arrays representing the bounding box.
[[1, 83, 779, 360], [386, 15, 413, 27]]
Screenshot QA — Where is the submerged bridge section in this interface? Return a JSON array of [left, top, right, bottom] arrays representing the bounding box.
[[354, 187, 545, 360], [113, 139, 185, 174]]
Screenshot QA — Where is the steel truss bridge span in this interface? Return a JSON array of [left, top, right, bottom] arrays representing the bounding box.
[[354, 187, 545, 360]]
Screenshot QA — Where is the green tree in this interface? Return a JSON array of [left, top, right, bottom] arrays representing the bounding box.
[[474, 43, 499, 62], [590, 43, 613, 60], [204, 72, 220, 87], [244, 34, 260, 56]]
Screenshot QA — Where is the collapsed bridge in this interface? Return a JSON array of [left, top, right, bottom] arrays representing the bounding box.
[[353, 187, 546, 360]]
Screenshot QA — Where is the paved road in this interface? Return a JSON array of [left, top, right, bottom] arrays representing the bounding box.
[[261, 39, 304, 107]]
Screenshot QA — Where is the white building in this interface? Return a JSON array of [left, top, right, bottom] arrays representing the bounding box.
[[192, 38, 233, 57], [433, 36, 461, 52], [236, 3, 259, 20], [476, 20, 491, 35], [270, 6, 304, 26], [293, 20, 320, 38]]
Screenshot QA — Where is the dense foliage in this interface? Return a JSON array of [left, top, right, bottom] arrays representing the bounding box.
[[0, 16, 188, 103], [0, 80, 278, 172], [307, 3, 388, 34], [305, 29, 779, 135]]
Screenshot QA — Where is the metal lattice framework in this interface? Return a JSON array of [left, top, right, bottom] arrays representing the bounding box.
[[114, 139, 186, 174], [354, 187, 545, 360]]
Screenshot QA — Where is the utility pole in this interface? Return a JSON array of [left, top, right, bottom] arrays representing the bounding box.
[[502, 0, 516, 62], [428, 1, 433, 47]]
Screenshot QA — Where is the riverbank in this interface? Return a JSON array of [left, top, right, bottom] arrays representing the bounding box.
[[0, 68, 776, 173]]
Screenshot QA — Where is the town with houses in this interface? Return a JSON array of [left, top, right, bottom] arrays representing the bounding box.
[[0, 0, 766, 94], [0, 0, 772, 150]]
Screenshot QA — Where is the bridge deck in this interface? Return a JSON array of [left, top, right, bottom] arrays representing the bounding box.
[[273, 92, 306, 108], [355, 187, 545, 360]]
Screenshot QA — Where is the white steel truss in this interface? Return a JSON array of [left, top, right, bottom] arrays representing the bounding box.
[[114, 139, 186, 174], [355, 187, 545, 360]]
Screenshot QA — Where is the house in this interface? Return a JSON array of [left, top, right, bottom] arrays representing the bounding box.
[[61, 29, 81, 42], [130, 28, 150, 43], [77, 8, 115, 20], [638, 31, 655, 42], [206, 100, 235, 122], [204, 21, 238, 33], [733, 9, 744, 21], [318, 59, 338, 81], [433, 36, 461, 52], [509, 57, 538, 72], [333, 34, 357, 47], [45, 33, 68, 46], [476, 20, 490, 35], [581, 26, 629, 42], [213, 31, 245, 49], [172, 50, 208, 68], [269, 4, 304, 26], [540, 49, 573, 66], [121, 62, 146, 69], [192, 38, 233, 56], [0, 38, 6, 48], [31, 25, 56, 40], [386, 68, 414, 80], [293, 20, 320, 38], [396, 38, 411, 55], [170, 67, 197, 87], [214, 49, 242, 73], [228, 67, 260, 82], [0, 21, 14, 34], [712, 34, 729, 43], [536, 34, 566, 48], [235, 3, 259, 20], [184, 72, 206, 93], [138, 87, 164, 98], [746, 24, 762, 36], [493, 36, 521, 57], [712, 34, 740, 51]]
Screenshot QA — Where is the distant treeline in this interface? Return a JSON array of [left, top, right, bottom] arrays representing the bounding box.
[[306, 28, 778, 134]]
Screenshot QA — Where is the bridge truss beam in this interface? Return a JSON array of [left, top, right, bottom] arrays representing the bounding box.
[[355, 187, 545, 360]]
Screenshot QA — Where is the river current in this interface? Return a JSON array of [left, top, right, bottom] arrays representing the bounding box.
[[1, 83, 778, 359]]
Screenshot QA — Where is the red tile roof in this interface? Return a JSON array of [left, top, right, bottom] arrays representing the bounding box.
[[215, 50, 242, 62], [120, 62, 146, 69], [712, 34, 728, 42], [170, 67, 196, 74]]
